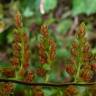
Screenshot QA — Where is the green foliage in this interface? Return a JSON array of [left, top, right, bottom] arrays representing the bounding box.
[[20, 0, 57, 17], [0, 61, 10, 67], [35, 0, 57, 13], [23, 7, 34, 17], [57, 19, 72, 34], [56, 49, 70, 58], [44, 0, 57, 13], [43, 88, 57, 96], [72, 0, 96, 15]]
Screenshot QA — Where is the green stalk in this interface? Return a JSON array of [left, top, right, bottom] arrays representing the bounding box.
[[16, 28, 24, 80], [74, 39, 83, 82], [74, 62, 81, 82], [20, 29, 24, 68], [45, 74, 49, 82]]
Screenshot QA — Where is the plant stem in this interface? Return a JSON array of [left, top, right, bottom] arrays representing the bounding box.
[[74, 39, 83, 82], [74, 62, 81, 82], [21, 30, 24, 68], [0, 78, 95, 86]]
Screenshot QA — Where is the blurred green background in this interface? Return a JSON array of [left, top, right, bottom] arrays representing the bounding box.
[[0, 0, 96, 81], [0, 0, 96, 95]]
